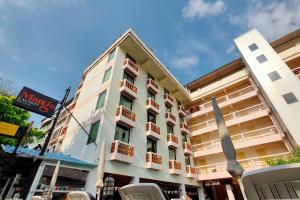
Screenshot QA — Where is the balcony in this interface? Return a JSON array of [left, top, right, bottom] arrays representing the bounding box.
[[178, 105, 186, 117], [165, 112, 176, 126], [116, 106, 136, 128], [146, 98, 160, 115], [146, 122, 161, 140], [169, 160, 182, 175], [120, 79, 138, 99], [164, 94, 174, 107], [183, 142, 193, 155], [190, 104, 269, 136], [146, 152, 162, 170], [110, 140, 134, 163], [123, 58, 139, 77], [186, 165, 198, 179], [146, 78, 159, 94], [292, 66, 300, 79], [193, 126, 282, 157], [180, 122, 189, 135], [188, 85, 258, 118], [167, 134, 179, 149], [197, 152, 290, 181]]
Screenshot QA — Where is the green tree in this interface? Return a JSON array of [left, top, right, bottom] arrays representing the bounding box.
[[266, 147, 300, 166], [0, 95, 45, 146]]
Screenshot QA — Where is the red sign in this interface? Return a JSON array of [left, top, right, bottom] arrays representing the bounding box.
[[14, 87, 59, 117]]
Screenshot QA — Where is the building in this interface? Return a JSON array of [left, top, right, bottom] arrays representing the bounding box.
[[27, 28, 300, 200]]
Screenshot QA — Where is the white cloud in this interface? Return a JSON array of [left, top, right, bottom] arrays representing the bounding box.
[[171, 56, 199, 69], [182, 0, 226, 19], [225, 44, 235, 55], [230, 0, 300, 40]]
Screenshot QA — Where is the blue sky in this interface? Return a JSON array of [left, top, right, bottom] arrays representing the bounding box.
[[1, 0, 300, 125]]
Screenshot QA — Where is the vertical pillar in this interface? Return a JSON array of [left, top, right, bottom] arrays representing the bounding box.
[[225, 184, 235, 200], [26, 162, 46, 200], [197, 186, 206, 200], [179, 184, 186, 199], [130, 175, 139, 184]]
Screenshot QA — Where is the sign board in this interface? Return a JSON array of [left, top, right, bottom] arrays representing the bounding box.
[[0, 121, 19, 137], [14, 87, 59, 117]]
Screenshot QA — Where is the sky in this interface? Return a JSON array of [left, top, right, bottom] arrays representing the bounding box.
[[1, 0, 300, 125]]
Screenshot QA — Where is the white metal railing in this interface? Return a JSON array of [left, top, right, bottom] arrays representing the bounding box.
[[192, 126, 279, 151], [188, 85, 256, 114], [190, 103, 266, 131], [196, 152, 290, 174]]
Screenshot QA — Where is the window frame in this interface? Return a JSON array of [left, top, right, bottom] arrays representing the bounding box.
[[102, 67, 112, 83], [114, 124, 130, 144], [87, 121, 100, 144], [96, 90, 107, 110]]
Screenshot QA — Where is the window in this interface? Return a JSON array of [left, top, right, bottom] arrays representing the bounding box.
[[123, 71, 134, 84], [107, 49, 116, 62], [256, 54, 267, 63], [147, 112, 156, 123], [147, 73, 155, 80], [177, 100, 181, 106], [147, 138, 157, 153], [169, 148, 176, 160], [87, 121, 100, 144], [119, 94, 133, 110], [164, 88, 169, 94], [126, 53, 136, 63], [102, 67, 112, 83], [185, 155, 191, 166], [182, 133, 187, 143], [167, 124, 174, 134], [282, 92, 298, 104], [147, 90, 155, 100], [114, 124, 130, 143], [165, 105, 171, 113], [179, 116, 184, 123], [249, 43, 258, 51], [268, 71, 281, 82], [96, 90, 107, 110]]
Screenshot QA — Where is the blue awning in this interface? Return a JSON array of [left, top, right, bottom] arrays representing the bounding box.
[[1, 145, 96, 168]]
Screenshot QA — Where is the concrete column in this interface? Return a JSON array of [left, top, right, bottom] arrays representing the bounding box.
[[130, 175, 139, 184], [26, 162, 46, 200], [197, 186, 206, 200], [179, 183, 186, 200], [225, 184, 235, 200]]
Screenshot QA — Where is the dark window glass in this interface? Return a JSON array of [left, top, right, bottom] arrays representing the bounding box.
[[123, 71, 134, 84], [164, 88, 169, 94], [282, 92, 298, 104], [165, 105, 171, 113], [147, 90, 155, 100], [147, 112, 156, 123], [96, 90, 107, 109], [107, 49, 116, 62], [177, 100, 181, 106], [179, 116, 184, 123], [102, 67, 112, 83], [268, 71, 281, 82], [119, 94, 133, 110], [182, 133, 187, 143], [147, 138, 157, 153], [87, 121, 100, 144], [169, 148, 176, 160], [114, 124, 130, 143], [167, 124, 174, 134], [147, 73, 155, 80], [185, 155, 191, 165], [249, 43, 258, 51], [126, 53, 136, 63], [256, 54, 267, 63]]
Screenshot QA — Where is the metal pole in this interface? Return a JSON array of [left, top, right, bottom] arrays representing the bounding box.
[[40, 87, 71, 156], [13, 121, 34, 154]]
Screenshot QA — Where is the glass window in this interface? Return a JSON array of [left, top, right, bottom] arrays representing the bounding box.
[[147, 138, 157, 153], [107, 49, 116, 62], [169, 148, 176, 160], [119, 94, 133, 110], [147, 112, 156, 123], [282, 92, 298, 104], [123, 71, 134, 84], [147, 90, 155, 100], [179, 116, 184, 123], [165, 105, 171, 113], [182, 133, 187, 143], [147, 73, 155, 80], [167, 124, 174, 134], [87, 121, 100, 144], [185, 155, 191, 166], [256, 54, 267, 63], [268, 71, 281, 82], [96, 90, 107, 110], [248, 43, 258, 51], [102, 67, 112, 83], [114, 124, 130, 143]]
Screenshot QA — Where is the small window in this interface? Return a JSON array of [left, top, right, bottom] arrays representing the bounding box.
[[167, 124, 174, 134], [102, 67, 112, 83], [268, 71, 281, 82], [179, 116, 184, 123], [114, 124, 130, 144], [119, 94, 133, 110], [165, 105, 171, 113], [147, 138, 157, 153], [147, 112, 156, 123], [182, 133, 187, 143], [123, 71, 134, 84], [256, 54, 267, 63], [107, 49, 116, 62], [185, 155, 191, 166], [169, 148, 176, 160], [147, 90, 155, 100], [249, 43, 258, 51], [96, 90, 107, 110], [282, 92, 298, 104], [87, 121, 100, 144]]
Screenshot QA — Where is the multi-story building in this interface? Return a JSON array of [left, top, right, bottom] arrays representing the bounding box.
[[28, 28, 300, 200]]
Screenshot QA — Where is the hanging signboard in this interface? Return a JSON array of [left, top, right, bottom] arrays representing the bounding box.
[[14, 86, 59, 117], [0, 121, 19, 137]]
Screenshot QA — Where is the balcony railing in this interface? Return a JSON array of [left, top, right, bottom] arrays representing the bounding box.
[[169, 160, 182, 174], [183, 142, 193, 155], [164, 94, 174, 107], [193, 126, 279, 152], [190, 103, 267, 133], [186, 165, 198, 178], [116, 106, 136, 128], [123, 58, 139, 77], [146, 152, 162, 170], [180, 122, 189, 134], [178, 105, 186, 117], [165, 112, 176, 126], [120, 79, 138, 99], [167, 134, 179, 148], [146, 122, 161, 140], [111, 140, 134, 163], [292, 66, 300, 79], [147, 78, 159, 94], [146, 98, 160, 114], [188, 85, 256, 115]]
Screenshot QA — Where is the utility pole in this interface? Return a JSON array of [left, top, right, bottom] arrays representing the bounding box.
[[13, 121, 34, 154]]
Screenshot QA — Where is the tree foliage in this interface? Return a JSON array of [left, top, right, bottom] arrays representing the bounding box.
[[0, 95, 45, 146], [266, 147, 300, 166]]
